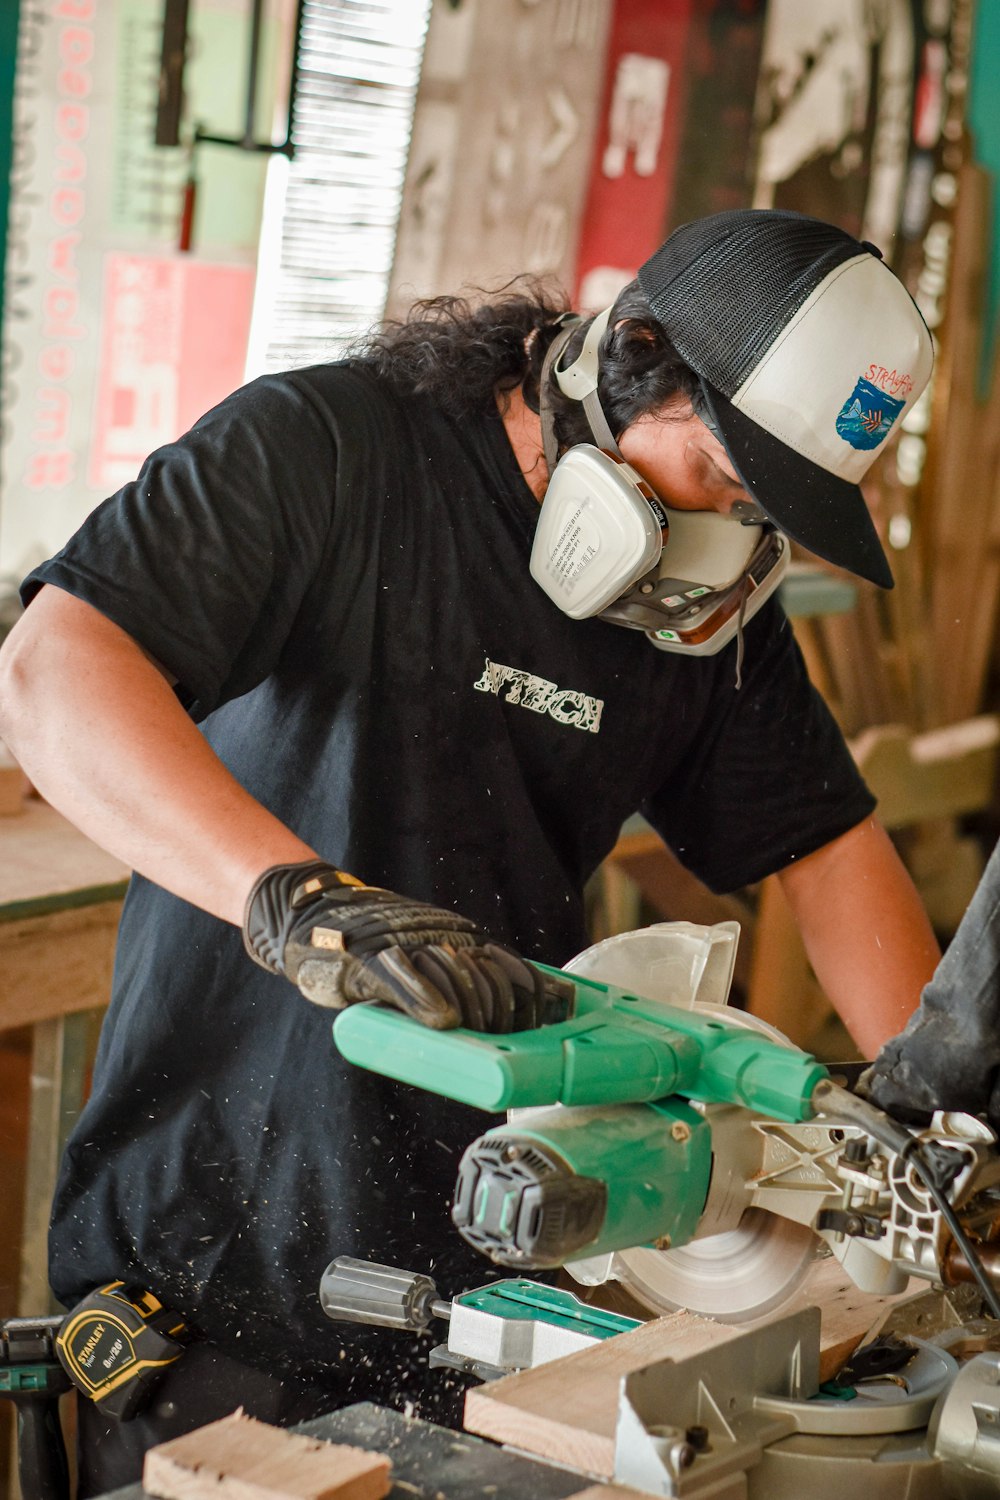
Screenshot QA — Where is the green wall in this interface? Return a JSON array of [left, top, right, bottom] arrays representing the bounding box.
[[970, 0, 1000, 394], [0, 0, 17, 337]]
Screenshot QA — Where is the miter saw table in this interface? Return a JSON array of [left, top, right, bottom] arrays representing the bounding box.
[[313, 1259, 1000, 1498], [88, 1401, 602, 1500], [89, 1294, 1000, 1500]]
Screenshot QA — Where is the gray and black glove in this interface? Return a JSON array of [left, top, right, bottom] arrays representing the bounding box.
[[861, 836, 1000, 1131], [861, 1009, 1000, 1131], [243, 860, 572, 1033]]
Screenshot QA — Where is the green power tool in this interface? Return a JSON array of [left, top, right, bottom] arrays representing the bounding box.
[[332, 924, 1000, 1328], [334, 959, 855, 1270]]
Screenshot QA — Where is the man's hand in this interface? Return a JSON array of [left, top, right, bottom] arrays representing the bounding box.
[[243, 860, 572, 1032], [861, 1010, 1000, 1131]]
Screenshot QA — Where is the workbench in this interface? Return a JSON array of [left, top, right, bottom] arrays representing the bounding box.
[[0, 799, 129, 1314], [92, 1401, 633, 1500]]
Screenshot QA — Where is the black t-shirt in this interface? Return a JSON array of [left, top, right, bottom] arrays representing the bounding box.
[[23, 362, 873, 1390]]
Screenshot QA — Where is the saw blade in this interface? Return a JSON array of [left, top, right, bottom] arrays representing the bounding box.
[[608, 1208, 819, 1324], [607, 1000, 821, 1322], [560, 930, 822, 1322]]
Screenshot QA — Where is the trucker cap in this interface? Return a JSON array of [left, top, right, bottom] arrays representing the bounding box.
[[637, 210, 934, 589]]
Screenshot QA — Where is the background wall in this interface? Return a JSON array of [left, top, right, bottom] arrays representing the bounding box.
[[0, 0, 288, 583]]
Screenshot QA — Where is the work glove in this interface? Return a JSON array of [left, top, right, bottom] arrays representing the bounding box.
[[243, 859, 572, 1033], [861, 1011, 1000, 1132], [861, 836, 1000, 1132]]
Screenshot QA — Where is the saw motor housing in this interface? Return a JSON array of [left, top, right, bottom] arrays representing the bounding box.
[[451, 1098, 711, 1266], [332, 929, 1000, 1319]]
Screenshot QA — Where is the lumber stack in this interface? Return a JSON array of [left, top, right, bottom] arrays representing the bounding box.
[[802, 143, 1000, 742]]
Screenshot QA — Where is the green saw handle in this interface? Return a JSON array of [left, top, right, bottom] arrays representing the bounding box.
[[333, 964, 828, 1123]]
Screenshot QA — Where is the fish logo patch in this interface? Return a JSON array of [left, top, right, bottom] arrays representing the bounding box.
[[835, 376, 906, 450]]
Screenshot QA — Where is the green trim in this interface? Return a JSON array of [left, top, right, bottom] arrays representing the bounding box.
[[0, 0, 18, 337], [970, 2, 1000, 397], [0, 881, 129, 924]]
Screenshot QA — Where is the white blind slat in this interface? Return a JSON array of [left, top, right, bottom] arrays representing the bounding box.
[[247, 0, 431, 377]]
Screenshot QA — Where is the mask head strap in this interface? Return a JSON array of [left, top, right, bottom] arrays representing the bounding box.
[[540, 307, 621, 468], [553, 306, 612, 399], [538, 317, 577, 474]]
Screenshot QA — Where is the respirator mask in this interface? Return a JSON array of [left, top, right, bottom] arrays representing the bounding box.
[[529, 308, 788, 657]]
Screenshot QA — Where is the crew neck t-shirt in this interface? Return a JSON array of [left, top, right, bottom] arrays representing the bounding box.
[[23, 362, 874, 1391]]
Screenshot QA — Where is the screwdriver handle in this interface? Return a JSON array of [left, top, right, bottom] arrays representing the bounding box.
[[319, 1257, 449, 1332]]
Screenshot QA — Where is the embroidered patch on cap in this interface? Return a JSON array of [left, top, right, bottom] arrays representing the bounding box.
[[835, 376, 906, 451]]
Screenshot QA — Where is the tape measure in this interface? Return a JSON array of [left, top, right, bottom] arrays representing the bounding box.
[[56, 1282, 191, 1421]]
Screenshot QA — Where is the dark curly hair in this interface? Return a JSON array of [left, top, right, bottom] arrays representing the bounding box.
[[352, 276, 703, 454]]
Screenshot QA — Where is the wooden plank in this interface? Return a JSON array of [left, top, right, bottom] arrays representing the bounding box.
[[0, 766, 27, 816], [386, 1, 611, 314], [0, 736, 28, 816], [850, 715, 1000, 829], [463, 1258, 914, 1480], [0, 901, 122, 1027], [744, 874, 826, 1048], [0, 798, 129, 916], [143, 1412, 391, 1500], [18, 1012, 94, 1315], [816, 597, 894, 737], [925, 161, 993, 725], [949, 323, 1000, 718]]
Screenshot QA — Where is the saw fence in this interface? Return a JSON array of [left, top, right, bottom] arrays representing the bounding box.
[[462, 1258, 914, 1481]]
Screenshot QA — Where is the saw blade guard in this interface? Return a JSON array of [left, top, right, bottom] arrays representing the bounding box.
[[564, 921, 743, 1013], [557, 922, 820, 1322]]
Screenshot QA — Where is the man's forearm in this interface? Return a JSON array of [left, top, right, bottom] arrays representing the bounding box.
[[777, 818, 940, 1056], [0, 586, 317, 925]]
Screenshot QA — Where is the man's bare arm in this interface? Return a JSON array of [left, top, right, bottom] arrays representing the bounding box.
[[778, 816, 940, 1057], [0, 585, 317, 924]]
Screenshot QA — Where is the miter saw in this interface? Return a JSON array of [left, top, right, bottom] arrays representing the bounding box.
[[331, 922, 1000, 1327], [324, 924, 1000, 1495]]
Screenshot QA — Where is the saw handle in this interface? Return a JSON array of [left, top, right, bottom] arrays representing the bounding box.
[[333, 964, 829, 1123]]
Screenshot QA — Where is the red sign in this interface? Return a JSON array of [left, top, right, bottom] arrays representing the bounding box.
[[89, 254, 255, 490], [574, 0, 695, 306]]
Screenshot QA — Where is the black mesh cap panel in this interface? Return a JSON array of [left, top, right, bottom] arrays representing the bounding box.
[[638, 210, 868, 395]]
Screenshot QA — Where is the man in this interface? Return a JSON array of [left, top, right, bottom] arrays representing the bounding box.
[[0, 210, 939, 1489]]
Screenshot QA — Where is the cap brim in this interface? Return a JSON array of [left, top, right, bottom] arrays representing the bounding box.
[[700, 379, 894, 590]]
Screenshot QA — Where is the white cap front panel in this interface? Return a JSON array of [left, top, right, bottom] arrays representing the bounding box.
[[732, 254, 934, 483]]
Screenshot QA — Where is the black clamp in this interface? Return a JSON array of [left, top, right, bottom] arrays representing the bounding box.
[[1, 1314, 72, 1500], [816, 1207, 886, 1239]]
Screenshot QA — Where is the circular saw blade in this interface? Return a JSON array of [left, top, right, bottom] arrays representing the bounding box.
[[606, 994, 820, 1322], [608, 1208, 819, 1324], [560, 937, 821, 1323], [610, 1001, 821, 1323]]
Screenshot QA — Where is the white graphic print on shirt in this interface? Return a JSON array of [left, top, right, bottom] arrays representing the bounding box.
[[473, 657, 604, 734]]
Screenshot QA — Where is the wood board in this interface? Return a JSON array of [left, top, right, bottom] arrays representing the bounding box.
[[463, 1257, 915, 1480], [143, 1411, 391, 1500], [0, 797, 129, 916]]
